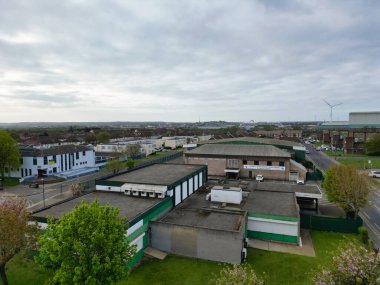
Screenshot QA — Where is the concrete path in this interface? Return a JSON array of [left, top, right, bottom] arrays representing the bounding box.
[[248, 230, 316, 257], [144, 247, 167, 260]]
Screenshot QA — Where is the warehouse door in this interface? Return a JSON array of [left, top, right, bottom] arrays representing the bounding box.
[[182, 181, 188, 200], [189, 178, 194, 195], [175, 185, 181, 205], [289, 171, 298, 181]]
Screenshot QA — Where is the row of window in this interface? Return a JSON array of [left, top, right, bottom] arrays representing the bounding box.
[[32, 151, 88, 166], [241, 160, 285, 166]]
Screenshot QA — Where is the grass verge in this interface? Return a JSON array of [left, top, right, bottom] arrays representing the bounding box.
[[6, 231, 358, 285], [337, 157, 380, 169]]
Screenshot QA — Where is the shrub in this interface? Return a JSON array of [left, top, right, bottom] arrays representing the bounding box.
[[358, 226, 369, 245]]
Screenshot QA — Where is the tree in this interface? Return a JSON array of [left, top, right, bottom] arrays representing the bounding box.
[[0, 198, 38, 285], [126, 144, 141, 158], [212, 264, 265, 285], [105, 159, 126, 174], [36, 200, 136, 285], [312, 242, 380, 285], [324, 164, 371, 218], [291, 125, 303, 131], [96, 131, 111, 144], [366, 134, 380, 156], [126, 159, 135, 169], [0, 130, 21, 180]]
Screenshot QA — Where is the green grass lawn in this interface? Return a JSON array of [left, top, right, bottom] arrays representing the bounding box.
[[323, 150, 345, 156], [132, 150, 181, 165], [247, 231, 358, 285], [337, 157, 380, 169], [6, 231, 358, 285]]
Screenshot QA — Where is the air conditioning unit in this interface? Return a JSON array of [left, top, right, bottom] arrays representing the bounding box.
[[124, 190, 131, 195], [132, 191, 139, 197], [157, 193, 165, 198], [149, 192, 156, 198], [140, 192, 147, 197]]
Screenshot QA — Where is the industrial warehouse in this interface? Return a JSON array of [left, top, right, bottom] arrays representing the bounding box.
[[32, 154, 322, 265], [33, 163, 207, 266], [184, 144, 307, 181]]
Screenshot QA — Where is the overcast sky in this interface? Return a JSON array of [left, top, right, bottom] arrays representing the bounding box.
[[0, 0, 379, 123]]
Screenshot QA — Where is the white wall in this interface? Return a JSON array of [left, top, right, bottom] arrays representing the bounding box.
[[247, 217, 298, 237], [8, 149, 95, 178]]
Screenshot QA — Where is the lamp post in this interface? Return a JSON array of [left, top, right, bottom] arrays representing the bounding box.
[[42, 178, 46, 208]]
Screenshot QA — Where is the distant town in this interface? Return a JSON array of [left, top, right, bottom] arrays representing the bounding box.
[[1, 111, 380, 284]]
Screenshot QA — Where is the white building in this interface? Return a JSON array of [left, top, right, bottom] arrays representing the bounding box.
[[7, 145, 95, 179], [94, 140, 157, 156]]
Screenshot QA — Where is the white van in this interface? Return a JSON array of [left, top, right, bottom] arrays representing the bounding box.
[[369, 170, 380, 178]]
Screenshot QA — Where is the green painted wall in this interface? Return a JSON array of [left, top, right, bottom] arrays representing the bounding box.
[[95, 180, 124, 187], [125, 197, 173, 268], [247, 230, 298, 244]]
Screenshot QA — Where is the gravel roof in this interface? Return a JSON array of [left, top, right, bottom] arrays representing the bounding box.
[[32, 191, 164, 222], [199, 137, 302, 147], [186, 144, 291, 158], [107, 163, 205, 186]]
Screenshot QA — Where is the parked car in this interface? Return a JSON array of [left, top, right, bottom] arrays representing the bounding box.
[[369, 170, 380, 178], [306, 150, 310, 154], [316, 147, 321, 151], [256, 174, 264, 182], [296, 178, 305, 185]]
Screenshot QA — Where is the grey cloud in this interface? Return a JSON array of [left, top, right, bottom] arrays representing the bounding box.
[[0, 0, 379, 122]]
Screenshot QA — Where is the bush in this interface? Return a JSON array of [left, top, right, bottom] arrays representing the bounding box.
[[358, 226, 369, 245], [211, 264, 265, 285], [2, 178, 20, 186], [312, 242, 380, 285]]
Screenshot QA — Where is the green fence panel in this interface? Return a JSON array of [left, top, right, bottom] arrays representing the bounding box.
[[300, 214, 362, 233]]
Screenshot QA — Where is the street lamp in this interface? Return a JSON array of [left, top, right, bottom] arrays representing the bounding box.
[[42, 178, 46, 208]]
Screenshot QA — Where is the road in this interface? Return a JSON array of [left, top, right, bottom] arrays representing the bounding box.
[[305, 144, 380, 248], [0, 171, 106, 210]]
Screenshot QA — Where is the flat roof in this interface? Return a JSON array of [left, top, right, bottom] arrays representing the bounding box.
[[158, 191, 245, 232], [20, 145, 93, 157], [107, 163, 205, 186], [186, 144, 291, 158], [32, 191, 165, 222], [243, 190, 298, 218], [200, 137, 302, 148], [253, 181, 322, 195]]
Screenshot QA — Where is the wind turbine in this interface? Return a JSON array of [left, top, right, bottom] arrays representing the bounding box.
[[323, 99, 342, 122]]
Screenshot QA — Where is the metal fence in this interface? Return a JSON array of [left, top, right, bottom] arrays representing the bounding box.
[[79, 180, 96, 190], [304, 160, 324, 181], [300, 214, 362, 233], [132, 151, 183, 170]]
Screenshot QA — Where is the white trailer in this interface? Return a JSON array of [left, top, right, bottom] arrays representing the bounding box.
[[211, 186, 242, 204]]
